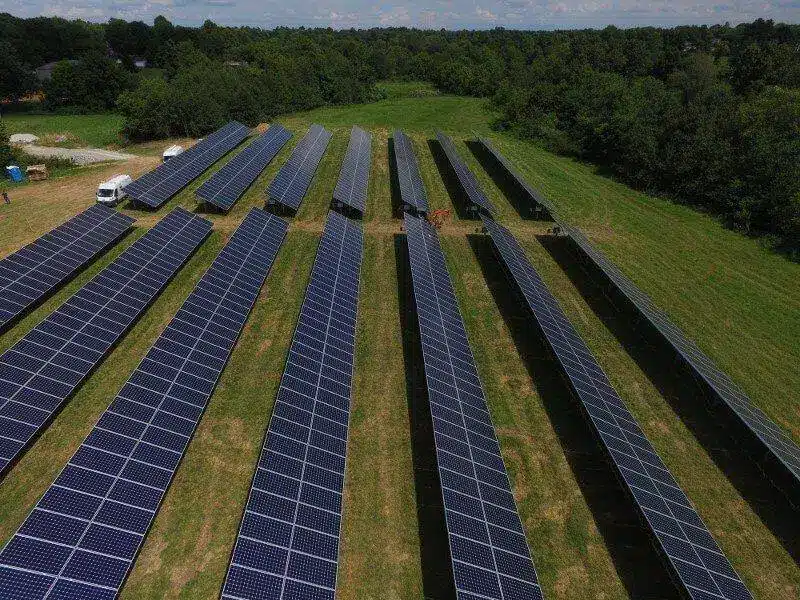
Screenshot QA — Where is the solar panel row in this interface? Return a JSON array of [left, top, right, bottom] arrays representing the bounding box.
[[477, 138, 555, 218], [403, 213, 542, 600], [221, 210, 363, 600], [0, 208, 287, 600], [482, 217, 754, 600], [0, 208, 212, 476], [560, 222, 800, 495], [435, 131, 495, 215], [467, 139, 798, 497], [267, 124, 332, 212], [125, 121, 250, 208], [197, 124, 292, 212], [393, 130, 429, 213], [332, 126, 372, 214], [0, 205, 135, 332]]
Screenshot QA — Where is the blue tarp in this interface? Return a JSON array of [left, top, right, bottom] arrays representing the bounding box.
[[5, 166, 23, 182]]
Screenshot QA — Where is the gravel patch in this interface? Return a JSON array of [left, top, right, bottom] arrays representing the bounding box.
[[9, 133, 39, 144], [20, 145, 136, 165]]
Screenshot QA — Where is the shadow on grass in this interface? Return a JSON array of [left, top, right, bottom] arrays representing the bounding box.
[[427, 139, 474, 220], [387, 137, 403, 219], [192, 200, 226, 215], [263, 201, 297, 218], [467, 233, 682, 599], [464, 140, 534, 220], [539, 233, 800, 562], [394, 234, 456, 600]]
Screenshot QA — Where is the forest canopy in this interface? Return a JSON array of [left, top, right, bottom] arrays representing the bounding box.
[[0, 14, 798, 252]]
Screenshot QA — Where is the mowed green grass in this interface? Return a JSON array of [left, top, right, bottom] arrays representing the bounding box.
[[0, 96, 797, 600], [1, 113, 126, 148]]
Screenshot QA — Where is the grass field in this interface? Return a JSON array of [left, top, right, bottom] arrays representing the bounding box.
[[0, 95, 797, 600], [1, 113, 126, 148]]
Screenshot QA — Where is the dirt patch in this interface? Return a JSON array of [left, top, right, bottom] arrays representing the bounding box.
[[553, 564, 591, 599], [0, 155, 157, 256], [168, 510, 215, 595]]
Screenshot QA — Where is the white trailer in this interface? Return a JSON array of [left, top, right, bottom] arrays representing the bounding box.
[[163, 145, 184, 162]]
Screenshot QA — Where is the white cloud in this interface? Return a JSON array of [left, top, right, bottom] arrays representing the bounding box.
[[475, 6, 498, 19], [7, 0, 800, 28], [377, 5, 411, 25]]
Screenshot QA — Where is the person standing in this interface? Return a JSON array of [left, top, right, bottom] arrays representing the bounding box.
[[2, 191, 9, 205]]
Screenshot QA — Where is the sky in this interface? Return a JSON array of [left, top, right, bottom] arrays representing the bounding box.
[[1, 0, 799, 29]]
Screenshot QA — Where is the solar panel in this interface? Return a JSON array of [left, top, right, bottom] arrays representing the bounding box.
[[435, 131, 495, 215], [477, 138, 555, 218], [332, 125, 372, 214], [0, 205, 135, 332], [393, 130, 429, 213], [0, 207, 212, 476], [559, 222, 800, 497], [0, 208, 287, 600], [197, 124, 292, 212], [403, 213, 542, 600], [482, 217, 754, 600], [267, 124, 332, 212], [125, 122, 250, 208], [221, 210, 363, 600]]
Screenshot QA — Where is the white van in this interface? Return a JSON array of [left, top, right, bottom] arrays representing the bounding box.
[[96, 174, 132, 206], [163, 145, 184, 162]]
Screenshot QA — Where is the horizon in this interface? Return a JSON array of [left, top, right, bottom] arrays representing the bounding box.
[[3, 1, 800, 30]]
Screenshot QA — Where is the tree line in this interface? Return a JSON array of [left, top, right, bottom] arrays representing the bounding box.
[[0, 14, 797, 253]]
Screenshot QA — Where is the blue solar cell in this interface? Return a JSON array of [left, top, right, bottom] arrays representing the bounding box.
[[125, 122, 250, 208], [197, 124, 292, 211], [558, 221, 800, 499], [0, 205, 135, 331], [332, 126, 371, 214], [482, 216, 753, 600], [221, 211, 362, 600], [435, 131, 495, 215], [393, 130, 429, 213], [0, 208, 211, 477], [267, 124, 332, 211], [403, 213, 541, 599], [0, 208, 287, 600]]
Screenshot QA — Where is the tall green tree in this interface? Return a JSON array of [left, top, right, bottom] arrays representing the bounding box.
[[0, 120, 12, 168], [44, 53, 134, 111]]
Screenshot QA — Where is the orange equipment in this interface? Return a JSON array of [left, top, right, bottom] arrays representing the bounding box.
[[427, 209, 451, 229]]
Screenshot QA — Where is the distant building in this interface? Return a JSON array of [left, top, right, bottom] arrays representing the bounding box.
[[133, 57, 148, 69], [224, 60, 249, 68], [35, 60, 79, 82]]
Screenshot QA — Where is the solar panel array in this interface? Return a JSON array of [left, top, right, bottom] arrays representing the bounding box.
[[0, 205, 135, 332], [267, 124, 332, 211], [221, 210, 363, 600], [482, 217, 754, 600], [332, 126, 372, 214], [125, 122, 250, 208], [561, 223, 800, 492], [403, 213, 542, 600], [0, 208, 287, 600], [477, 138, 555, 217], [0, 208, 211, 476], [197, 125, 292, 212], [435, 131, 495, 215], [393, 130, 429, 213]]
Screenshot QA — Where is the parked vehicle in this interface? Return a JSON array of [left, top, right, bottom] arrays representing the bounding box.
[[163, 145, 184, 162], [96, 174, 132, 206]]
